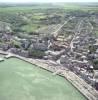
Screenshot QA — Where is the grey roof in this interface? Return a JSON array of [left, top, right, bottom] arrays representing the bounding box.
[[31, 43, 48, 51]]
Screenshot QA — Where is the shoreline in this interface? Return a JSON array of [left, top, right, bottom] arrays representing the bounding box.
[[0, 50, 98, 100]]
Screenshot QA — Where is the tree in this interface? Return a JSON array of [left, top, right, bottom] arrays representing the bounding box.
[[29, 48, 45, 58]]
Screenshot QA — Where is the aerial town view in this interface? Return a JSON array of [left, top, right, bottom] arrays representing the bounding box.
[[0, 0, 98, 100]]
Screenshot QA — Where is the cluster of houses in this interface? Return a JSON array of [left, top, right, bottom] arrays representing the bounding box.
[[0, 31, 49, 58], [0, 13, 98, 91], [59, 18, 98, 90]]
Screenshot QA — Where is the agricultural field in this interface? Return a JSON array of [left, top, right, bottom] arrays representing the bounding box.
[[0, 4, 65, 34], [0, 3, 98, 36]]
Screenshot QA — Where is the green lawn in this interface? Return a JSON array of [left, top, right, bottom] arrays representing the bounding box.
[[22, 24, 40, 32], [31, 14, 47, 20], [96, 31, 98, 36], [0, 57, 87, 100]]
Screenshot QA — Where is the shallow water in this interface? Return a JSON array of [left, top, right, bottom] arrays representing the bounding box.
[[0, 57, 87, 100]]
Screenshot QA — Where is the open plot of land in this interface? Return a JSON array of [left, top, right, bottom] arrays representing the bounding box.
[[0, 57, 86, 100]]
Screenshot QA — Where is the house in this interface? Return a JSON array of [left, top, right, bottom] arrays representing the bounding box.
[[30, 42, 48, 51], [8, 48, 18, 54], [94, 70, 98, 90], [19, 50, 29, 58], [2, 44, 9, 51], [21, 40, 31, 49], [60, 55, 69, 64]]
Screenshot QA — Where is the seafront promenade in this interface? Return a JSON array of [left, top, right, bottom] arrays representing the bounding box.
[[0, 50, 98, 100]]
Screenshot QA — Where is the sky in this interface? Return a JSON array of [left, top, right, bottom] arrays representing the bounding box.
[[0, 0, 98, 3]]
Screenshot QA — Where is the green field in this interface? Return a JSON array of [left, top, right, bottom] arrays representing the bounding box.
[[96, 31, 98, 35], [0, 3, 98, 34], [0, 57, 87, 100]]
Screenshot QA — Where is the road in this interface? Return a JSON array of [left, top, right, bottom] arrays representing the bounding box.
[[52, 17, 74, 38], [68, 18, 94, 64], [70, 19, 83, 52]]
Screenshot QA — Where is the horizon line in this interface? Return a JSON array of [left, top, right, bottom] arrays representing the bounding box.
[[0, 1, 98, 3], [0, 1, 98, 4]]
